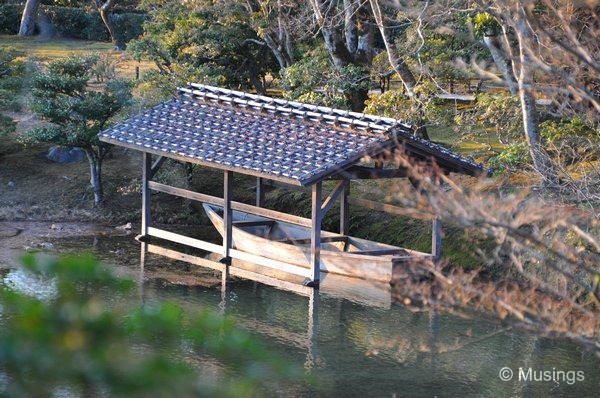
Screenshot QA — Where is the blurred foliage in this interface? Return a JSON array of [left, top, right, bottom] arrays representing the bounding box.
[[0, 254, 303, 397]]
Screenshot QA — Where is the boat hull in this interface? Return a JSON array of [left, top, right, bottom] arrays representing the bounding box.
[[203, 204, 429, 282]]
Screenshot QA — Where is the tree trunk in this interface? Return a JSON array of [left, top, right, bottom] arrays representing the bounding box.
[[18, 0, 40, 36], [85, 149, 104, 206], [96, 1, 126, 50], [483, 33, 518, 95], [347, 87, 369, 112]]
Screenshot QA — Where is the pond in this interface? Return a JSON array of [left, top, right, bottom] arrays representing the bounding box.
[[2, 234, 599, 397]]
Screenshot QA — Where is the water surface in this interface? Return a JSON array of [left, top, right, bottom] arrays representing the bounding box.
[[4, 234, 599, 397]]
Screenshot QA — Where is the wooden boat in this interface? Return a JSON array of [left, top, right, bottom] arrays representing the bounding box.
[[203, 203, 432, 282]]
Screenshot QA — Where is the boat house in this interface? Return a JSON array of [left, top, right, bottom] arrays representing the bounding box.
[[99, 84, 485, 287]]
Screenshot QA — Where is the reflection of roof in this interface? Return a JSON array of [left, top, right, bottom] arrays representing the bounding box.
[[99, 84, 486, 185]]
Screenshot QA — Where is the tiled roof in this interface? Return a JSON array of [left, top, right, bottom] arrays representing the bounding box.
[[99, 84, 485, 185]]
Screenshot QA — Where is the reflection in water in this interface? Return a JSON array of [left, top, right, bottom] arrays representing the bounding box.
[[22, 235, 600, 397], [2, 268, 57, 301]]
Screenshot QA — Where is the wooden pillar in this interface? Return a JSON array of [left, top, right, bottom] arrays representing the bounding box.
[[432, 218, 442, 260], [141, 152, 152, 238], [309, 182, 322, 287], [223, 171, 233, 274], [256, 177, 265, 207], [340, 180, 350, 235]]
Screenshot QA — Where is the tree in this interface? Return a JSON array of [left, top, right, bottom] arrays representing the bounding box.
[[93, 0, 126, 50], [308, 0, 375, 111], [129, 0, 275, 96], [472, 10, 558, 186], [18, 0, 40, 36], [242, 0, 309, 70], [19, 55, 132, 206], [468, 1, 599, 186]]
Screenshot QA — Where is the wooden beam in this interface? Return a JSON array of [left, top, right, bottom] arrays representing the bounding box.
[[351, 249, 408, 256], [310, 182, 322, 286], [278, 236, 347, 245], [232, 220, 276, 227], [256, 177, 265, 207], [148, 181, 312, 227], [329, 165, 408, 180], [320, 179, 349, 218], [432, 218, 442, 260], [141, 152, 152, 237], [149, 156, 166, 179], [147, 227, 223, 253], [230, 248, 311, 278], [223, 171, 233, 265], [340, 181, 350, 235], [147, 243, 225, 272]]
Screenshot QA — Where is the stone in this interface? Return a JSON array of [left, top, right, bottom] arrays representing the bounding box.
[[47, 146, 86, 163], [115, 222, 132, 231]]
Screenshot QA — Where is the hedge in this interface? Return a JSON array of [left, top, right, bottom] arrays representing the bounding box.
[[0, 5, 147, 43]]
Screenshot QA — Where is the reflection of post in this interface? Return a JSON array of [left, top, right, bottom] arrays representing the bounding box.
[[139, 242, 147, 306], [309, 182, 322, 287], [431, 218, 442, 260], [304, 289, 319, 371], [428, 308, 439, 370], [223, 171, 233, 282], [218, 272, 230, 315]]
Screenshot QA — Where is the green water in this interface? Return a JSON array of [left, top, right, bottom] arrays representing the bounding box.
[[4, 235, 599, 397]]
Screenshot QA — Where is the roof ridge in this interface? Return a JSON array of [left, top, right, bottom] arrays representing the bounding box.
[[180, 83, 411, 132]]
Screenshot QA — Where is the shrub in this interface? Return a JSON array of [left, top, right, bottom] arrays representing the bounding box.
[[0, 5, 147, 43], [488, 142, 530, 173], [0, 4, 22, 34]]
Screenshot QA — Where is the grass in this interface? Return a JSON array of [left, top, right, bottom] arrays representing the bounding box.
[[0, 35, 155, 80]]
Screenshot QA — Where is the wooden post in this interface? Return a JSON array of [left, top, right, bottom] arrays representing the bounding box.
[[141, 152, 152, 238], [256, 177, 265, 207], [340, 180, 350, 235], [432, 218, 442, 260], [223, 171, 233, 277], [309, 182, 322, 287]]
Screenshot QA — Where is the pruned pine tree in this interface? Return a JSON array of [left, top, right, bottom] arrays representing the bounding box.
[[20, 55, 132, 206]]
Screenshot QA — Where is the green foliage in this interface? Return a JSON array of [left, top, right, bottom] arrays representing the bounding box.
[[41, 6, 148, 43], [0, 4, 148, 42], [471, 12, 502, 37], [0, 5, 22, 35], [455, 93, 522, 144], [19, 54, 132, 149], [129, 0, 275, 98], [540, 118, 600, 162], [0, 254, 302, 397], [488, 142, 529, 173], [0, 47, 24, 137], [280, 46, 370, 108], [365, 81, 451, 126]]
